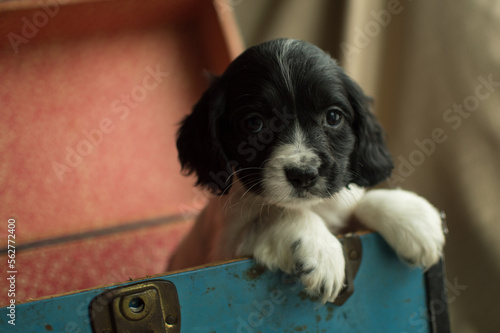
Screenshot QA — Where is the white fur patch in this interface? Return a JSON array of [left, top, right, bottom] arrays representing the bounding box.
[[276, 39, 299, 96], [312, 185, 365, 230], [262, 125, 321, 207]]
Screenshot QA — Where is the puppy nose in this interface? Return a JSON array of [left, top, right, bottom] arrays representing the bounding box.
[[285, 167, 319, 189]]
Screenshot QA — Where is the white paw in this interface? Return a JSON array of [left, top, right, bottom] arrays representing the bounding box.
[[251, 210, 346, 303], [355, 189, 445, 269], [290, 235, 346, 303], [254, 233, 346, 303]]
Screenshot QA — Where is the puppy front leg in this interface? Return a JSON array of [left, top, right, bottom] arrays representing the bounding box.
[[250, 209, 346, 303], [354, 189, 445, 269]]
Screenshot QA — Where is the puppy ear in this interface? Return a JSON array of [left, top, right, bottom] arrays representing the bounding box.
[[343, 75, 394, 187], [176, 78, 233, 194]]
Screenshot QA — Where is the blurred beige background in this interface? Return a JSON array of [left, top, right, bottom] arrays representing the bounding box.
[[232, 0, 500, 332]]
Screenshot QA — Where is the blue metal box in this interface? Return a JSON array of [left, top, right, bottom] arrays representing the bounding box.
[[0, 233, 449, 332]]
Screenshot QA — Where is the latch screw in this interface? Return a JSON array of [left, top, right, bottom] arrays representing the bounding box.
[[166, 315, 177, 325]]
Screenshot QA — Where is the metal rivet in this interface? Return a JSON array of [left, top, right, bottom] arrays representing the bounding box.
[[349, 250, 359, 260], [166, 315, 176, 325]]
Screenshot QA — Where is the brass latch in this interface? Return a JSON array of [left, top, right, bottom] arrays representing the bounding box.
[[89, 280, 180, 333]]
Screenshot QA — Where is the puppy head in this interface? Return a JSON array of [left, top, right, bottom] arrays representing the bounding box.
[[177, 39, 393, 206]]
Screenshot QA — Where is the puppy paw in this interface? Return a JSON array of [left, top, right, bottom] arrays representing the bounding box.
[[355, 189, 445, 270], [252, 210, 346, 303], [290, 236, 346, 303]]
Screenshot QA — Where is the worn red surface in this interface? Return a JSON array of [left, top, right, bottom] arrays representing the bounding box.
[[0, 0, 239, 306]]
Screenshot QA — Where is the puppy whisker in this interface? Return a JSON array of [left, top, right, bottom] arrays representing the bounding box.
[[225, 167, 264, 183], [223, 176, 264, 213], [219, 168, 264, 200]]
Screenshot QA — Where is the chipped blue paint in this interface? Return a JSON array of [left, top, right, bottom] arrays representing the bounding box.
[[0, 233, 430, 332]]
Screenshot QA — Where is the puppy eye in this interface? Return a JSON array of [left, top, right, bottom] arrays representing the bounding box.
[[325, 107, 344, 128], [242, 114, 264, 133]]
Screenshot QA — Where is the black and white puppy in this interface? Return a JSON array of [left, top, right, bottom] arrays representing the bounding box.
[[169, 39, 445, 303]]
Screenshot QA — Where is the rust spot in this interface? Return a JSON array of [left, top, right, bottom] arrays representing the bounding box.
[[294, 325, 307, 331], [297, 290, 318, 302], [325, 305, 334, 321], [298, 291, 309, 301], [245, 265, 266, 281], [315, 314, 321, 322], [205, 287, 216, 294], [45, 324, 54, 331]]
